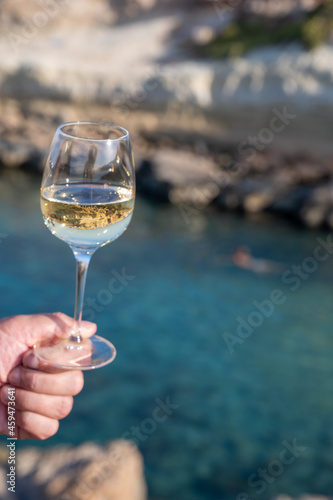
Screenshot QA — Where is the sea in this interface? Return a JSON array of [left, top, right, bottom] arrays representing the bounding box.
[[1, 169, 333, 500]]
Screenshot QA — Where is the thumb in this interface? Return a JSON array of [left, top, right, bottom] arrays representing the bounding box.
[[0, 312, 96, 348], [22, 315, 97, 372], [0, 313, 95, 382]]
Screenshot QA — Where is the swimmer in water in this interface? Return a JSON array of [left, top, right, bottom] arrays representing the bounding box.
[[216, 246, 285, 274]]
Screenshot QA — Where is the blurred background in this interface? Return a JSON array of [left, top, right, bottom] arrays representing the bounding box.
[[1, 1, 333, 499]]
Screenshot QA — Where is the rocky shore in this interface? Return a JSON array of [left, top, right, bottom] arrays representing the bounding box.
[[138, 143, 333, 230], [0, 440, 147, 500], [0, 436, 331, 500], [1, 0, 333, 230], [0, 98, 333, 230]]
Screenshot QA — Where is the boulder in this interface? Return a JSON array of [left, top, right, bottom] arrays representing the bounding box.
[[300, 205, 328, 228], [218, 178, 286, 213], [136, 159, 171, 202], [0, 140, 44, 172], [0, 440, 147, 500], [137, 149, 221, 204], [243, 191, 276, 213], [298, 182, 333, 227], [269, 186, 313, 216]]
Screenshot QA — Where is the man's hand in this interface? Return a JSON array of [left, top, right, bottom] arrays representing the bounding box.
[[0, 313, 96, 440]]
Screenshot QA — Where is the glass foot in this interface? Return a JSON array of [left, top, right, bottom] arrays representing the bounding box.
[[34, 335, 116, 370]]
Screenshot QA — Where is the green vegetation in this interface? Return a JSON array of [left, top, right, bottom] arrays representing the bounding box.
[[203, 1, 333, 59]]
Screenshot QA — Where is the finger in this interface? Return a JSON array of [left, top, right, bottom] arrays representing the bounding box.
[[15, 410, 59, 440], [40, 313, 97, 339], [22, 351, 63, 374], [0, 312, 96, 347], [22, 350, 91, 374], [8, 366, 84, 396], [1, 386, 74, 420], [16, 427, 37, 440], [31, 312, 97, 343]]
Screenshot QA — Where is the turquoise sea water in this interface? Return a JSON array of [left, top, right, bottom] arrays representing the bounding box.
[[1, 170, 333, 500]]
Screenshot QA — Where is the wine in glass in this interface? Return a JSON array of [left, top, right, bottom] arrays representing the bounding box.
[[34, 121, 135, 370]]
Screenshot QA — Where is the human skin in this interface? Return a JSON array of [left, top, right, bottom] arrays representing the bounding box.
[[0, 312, 96, 440]]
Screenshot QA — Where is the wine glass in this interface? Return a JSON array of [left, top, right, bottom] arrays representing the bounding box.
[[34, 121, 135, 370]]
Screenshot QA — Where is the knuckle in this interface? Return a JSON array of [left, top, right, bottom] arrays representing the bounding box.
[[15, 390, 33, 412], [54, 311, 67, 318], [54, 312, 71, 324], [57, 396, 73, 419], [24, 371, 39, 392], [18, 410, 32, 430]]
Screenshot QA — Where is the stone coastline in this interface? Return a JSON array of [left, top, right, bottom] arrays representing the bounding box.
[[0, 437, 331, 500], [137, 141, 333, 229], [0, 440, 147, 500], [1, 0, 333, 229], [0, 98, 332, 230]]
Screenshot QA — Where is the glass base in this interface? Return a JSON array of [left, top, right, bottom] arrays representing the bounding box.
[[33, 335, 116, 370]]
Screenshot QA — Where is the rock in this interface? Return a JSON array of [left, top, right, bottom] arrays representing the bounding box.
[[0, 440, 147, 500], [218, 178, 285, 213], [137, 149, 220, 204], [283, 158, 333, 185], [169, 183, 220, 209], [269, 186, 313, 215], [136, 159, 171, 202], [308, 183, 333, 205], [243, 0, 318, 17], [191, 26, 216, 46], [0, 141, 44, 171], [0, 468, 11, 500], [300, 205, 327, 228], [152, 149, 219, 186], [0, 446, 7, 465], [243, 191, 276, 213], [0, 0, 116, 34], [326, 210, 333, 230], [1, 0, 333, 156], [298, 182, 333, 227]]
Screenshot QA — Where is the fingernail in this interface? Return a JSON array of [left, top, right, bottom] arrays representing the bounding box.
[[8, 367, 20, 385], [24, 352, 39, 369], [81, 321, 97, 336], [81, 321, 96, 332]]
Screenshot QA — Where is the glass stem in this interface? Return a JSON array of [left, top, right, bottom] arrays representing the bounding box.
[[70, 250, 92, 343]]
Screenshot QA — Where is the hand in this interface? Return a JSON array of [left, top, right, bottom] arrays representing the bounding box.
[[0, 313, 96, 440]]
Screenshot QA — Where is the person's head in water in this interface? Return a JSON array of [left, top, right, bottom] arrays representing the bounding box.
[[232, 246, 252, 267]]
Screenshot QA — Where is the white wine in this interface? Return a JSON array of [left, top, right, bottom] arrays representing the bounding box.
[[36, 122, 135, 370], [41, 183, 134, 249]]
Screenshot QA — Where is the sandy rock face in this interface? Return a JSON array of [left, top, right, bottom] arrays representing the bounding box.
[[0, 440, 147, 500], [0, 0, 116, 35]]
